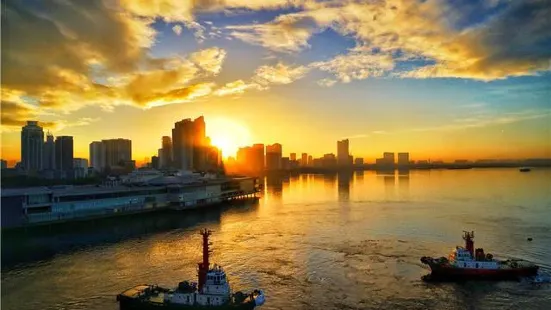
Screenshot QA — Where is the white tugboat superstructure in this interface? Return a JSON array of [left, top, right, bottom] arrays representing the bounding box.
[[117, 229, 265, 309]]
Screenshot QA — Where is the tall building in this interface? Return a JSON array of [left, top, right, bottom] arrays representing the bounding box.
[[73, 158, 89, 178], [301, 153, 308, 166], [252, 143, 265, 172], [397, 152, 410, 166], [383, 152, 395, 165], [337, 139, 350, 166], [193, 116, 207, 171], [103, 139, 132, 168], [172, 118, 195, 170], [290, 153, 296, 162], [323, 153, 337, 168], [55, 136, 74, 171], [21, 121, 44, 171], [160, 136, 172, 168], [266, 143, 282, 170], [307, 155, 313, 167], [89, 141, 105, 171], [43, 132, 55, 170], [151, 156, 160, 169], [281, 157, 290, 170], [354, 158, 364, 166]]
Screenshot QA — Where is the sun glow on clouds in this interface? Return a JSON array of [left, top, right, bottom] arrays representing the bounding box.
[[207, 118, 252, 159]]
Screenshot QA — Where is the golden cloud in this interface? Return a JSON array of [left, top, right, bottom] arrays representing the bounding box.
[[190, 47, 227, 74], [227, 0, 551, 80], [214, 80, 265, 96], [311, 51, 395, 83], [253, 62, 310, 85], [227, 14, 319, 52]]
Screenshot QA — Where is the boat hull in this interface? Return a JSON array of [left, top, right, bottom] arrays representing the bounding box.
[[421, 257, 539, 281], [118, 296, 257, 310]]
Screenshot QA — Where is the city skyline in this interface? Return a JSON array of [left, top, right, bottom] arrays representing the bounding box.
[[2, 1, 550, 164]]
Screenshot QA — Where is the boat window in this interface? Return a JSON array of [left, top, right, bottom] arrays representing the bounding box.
[[476, 263, 479, 268], [464, 263, 466, 267]]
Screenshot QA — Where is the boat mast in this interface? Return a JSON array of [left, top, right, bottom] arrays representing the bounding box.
[[198, 229, 212, 292], [463, 231, 474, 257]]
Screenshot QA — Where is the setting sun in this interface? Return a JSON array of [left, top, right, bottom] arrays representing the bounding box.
[[207, 118, 252, 159]]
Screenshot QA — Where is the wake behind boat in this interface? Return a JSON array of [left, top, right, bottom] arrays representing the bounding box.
[[117, 229, 265, 309], [421, 231, 539, 281]]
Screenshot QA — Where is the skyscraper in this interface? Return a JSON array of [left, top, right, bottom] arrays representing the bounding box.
[[172, 118, 194, 170], [290, 153, 296, 161], [193, 116, 207, 171], [383, 152, 395, 165], [21, 121, 44, 171], [252, 143, 265, 172], [397, 152, 410, 166], [161, 136, 172, 168], [266, 143, 282, 170], [89, 141, 105, 171], [337, 139, 350, 166], [55, 136, 74, 171], [43, 132, 55, 170], [301, 153, 308, 166], [307, 155, 313, 167], [102, 139, 132, 168], [73, 158, 89, 178]]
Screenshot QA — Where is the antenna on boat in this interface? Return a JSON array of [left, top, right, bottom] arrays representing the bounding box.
[[462, 231, 474, 257], [198, 229, 213, 292]]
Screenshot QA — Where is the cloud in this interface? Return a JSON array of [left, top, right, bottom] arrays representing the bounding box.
[[227, 0, 551, 80], [172, 24, 183, 35], [253, 62, 310, 85], [214, 80, 265, 96], [190, 47, 227, 74], [311, 50, 395, 83], [143, 83, 215, 108], [120, 0, 299, 22], [227, 14, 320, 52], [317, 78, 337, 87]]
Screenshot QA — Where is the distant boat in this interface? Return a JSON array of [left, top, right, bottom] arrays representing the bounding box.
[[519, 167, 531, 172]]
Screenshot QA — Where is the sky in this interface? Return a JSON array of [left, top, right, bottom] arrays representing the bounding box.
[[1, 0, 550, 166]]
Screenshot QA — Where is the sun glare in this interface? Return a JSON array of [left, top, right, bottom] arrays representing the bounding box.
[[207, 118, 252, 159]]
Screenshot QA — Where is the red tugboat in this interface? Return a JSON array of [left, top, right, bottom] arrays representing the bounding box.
[[421, 231, 539, 281], [117, 229, 265, 309]]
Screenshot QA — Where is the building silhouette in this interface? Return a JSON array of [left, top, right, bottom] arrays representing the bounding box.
[[354, 158, 364, 166], [172, 118, 198, 170], [397, 152, 410, 166], [192, 116, 207, 171], [301, 153, 308, 166], [266, 143, 282, 170], [21, 121, 44, 171], [160, 136, 173, 168], [337, 139, 351, 166], [43, 132, 55, 170], [151, 156, 160, 169], [323, 153, 337, 168], [252, 143, 265, 172], [1, 159, 7, 169], [73, 158, 89, 178], [103, 139, 132, 168], [55, 136, 74, 172], [307, 155, 313, 166], [89, 141, 105, 172], [290, 153, 296, 162]]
